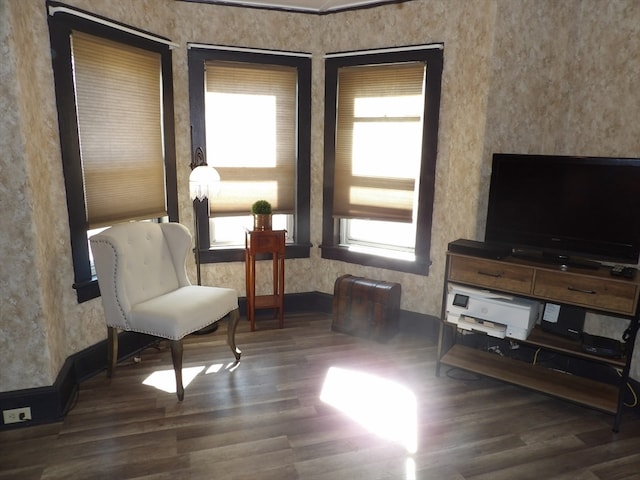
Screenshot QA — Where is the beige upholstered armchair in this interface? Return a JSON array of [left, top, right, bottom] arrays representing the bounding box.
[[90, 222, 241, 400]]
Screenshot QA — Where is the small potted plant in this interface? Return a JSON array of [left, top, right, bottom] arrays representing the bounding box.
[[251, 199, 272, 231]]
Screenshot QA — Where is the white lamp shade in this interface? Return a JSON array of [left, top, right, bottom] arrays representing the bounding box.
[[189, 165, 221, 201]]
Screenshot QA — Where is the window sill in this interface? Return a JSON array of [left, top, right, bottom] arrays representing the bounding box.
[[199, 242, 312, 263], [320, 244, 431, 275]]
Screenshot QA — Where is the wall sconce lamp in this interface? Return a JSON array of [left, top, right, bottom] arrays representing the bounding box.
[[189, 148, 220, 286]]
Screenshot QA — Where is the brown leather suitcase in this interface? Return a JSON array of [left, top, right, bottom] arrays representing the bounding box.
[[332, 274, 401, 342]]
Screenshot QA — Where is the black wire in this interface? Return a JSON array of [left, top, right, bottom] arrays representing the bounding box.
[[61, 339, 163, 417]]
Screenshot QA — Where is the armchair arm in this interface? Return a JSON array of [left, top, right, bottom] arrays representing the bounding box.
[[160, 222, 193, 287], [90, 237, 131, 330]]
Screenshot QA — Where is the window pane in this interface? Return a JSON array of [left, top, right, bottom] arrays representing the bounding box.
[[347, 218, 416, 249], [354, 95, 423, 118], [87, 226, 109, 276], [333, 62, 426, 222], [204, 61, 297, 215], [342, 218, 416, 261], [209, 214, 292, 245], [206, 92, 276, 168], [72, 31, 167, 228], [352, 121, 422, 178]]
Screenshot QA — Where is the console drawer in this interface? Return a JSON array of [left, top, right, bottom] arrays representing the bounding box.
[[448, 254, 534, 295], [533, 270, 638, 315]]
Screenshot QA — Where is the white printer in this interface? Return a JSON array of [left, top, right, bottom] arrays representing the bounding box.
[[446, 284, 541, 340]]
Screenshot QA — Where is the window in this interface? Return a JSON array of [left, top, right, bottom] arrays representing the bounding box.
[[48, 2, 178, 302], [188, 46, 311, 263], [322, 45, 443, 275]]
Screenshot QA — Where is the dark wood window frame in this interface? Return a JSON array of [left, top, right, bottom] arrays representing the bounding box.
[[188, 46, 312, 263], [47, 2, 178, 302], [321, 46, 443, 276]]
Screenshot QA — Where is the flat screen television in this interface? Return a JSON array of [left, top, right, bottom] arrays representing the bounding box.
[[484, 153, 640, 267]]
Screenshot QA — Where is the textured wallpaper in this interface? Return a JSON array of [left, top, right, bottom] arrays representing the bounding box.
[[1, 1, 54, 391], [0, 3, 36, 388], [2, 0, 640, 393]]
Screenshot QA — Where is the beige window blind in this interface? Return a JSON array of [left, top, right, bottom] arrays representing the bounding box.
[[204, 61, 297, 215], [334, 62, 426, 223], [72, 31, 166, 228]]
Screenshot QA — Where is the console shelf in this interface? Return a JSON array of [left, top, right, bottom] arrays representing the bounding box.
[[524, 326, 626, 368], [436, 244, 640, 432], [440, 344, 619, 414]]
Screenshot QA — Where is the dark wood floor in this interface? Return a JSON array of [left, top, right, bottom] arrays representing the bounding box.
[[2, 313, 640, 480]]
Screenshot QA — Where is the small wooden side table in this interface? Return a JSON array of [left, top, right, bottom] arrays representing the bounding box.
[[245, 229, 286, 331]]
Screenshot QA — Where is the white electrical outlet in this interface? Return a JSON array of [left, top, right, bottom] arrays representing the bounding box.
[[3, 407, 32, 424]]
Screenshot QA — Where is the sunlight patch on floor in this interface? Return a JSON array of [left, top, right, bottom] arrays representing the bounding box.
[[405, 457, 416, 480], [142, 366, 205, 394], [320, 366, 418, 454], [142, 361, 239, 394], [205, 363, 224, 374]]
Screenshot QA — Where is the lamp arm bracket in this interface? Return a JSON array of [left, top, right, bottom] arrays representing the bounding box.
[[190, 146, 207, 170]]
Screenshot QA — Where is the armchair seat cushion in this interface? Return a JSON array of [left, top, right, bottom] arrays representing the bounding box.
[[130, 286, 238, 340]]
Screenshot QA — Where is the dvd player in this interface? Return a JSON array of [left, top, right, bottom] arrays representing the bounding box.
[[581, 332, 624, 358]]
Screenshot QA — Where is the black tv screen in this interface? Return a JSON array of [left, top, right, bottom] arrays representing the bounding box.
[[485, 153, 640, 265]]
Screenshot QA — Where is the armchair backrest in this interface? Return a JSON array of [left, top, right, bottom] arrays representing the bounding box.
[[90, 222, 193, 330]]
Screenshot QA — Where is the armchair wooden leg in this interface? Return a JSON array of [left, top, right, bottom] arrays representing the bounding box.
[[107, 327, 118, 378], [170, 339, 184, 401], [227, 308, 242, 361]]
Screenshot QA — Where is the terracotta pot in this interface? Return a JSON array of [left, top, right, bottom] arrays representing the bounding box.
[[253, 214, 272, 231]]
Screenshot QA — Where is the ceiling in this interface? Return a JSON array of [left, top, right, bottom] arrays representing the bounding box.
[[180, 0, 405, 13]]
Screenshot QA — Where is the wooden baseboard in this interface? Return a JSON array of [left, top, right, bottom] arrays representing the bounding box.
[[0, 330, 156, 430]]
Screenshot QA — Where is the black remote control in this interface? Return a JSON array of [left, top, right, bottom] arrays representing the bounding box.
[[611, 265, 636, 279]]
